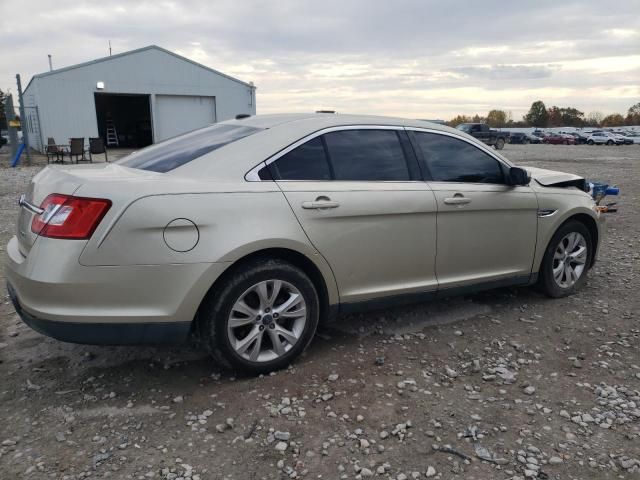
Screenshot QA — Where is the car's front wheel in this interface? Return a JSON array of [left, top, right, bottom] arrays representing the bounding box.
[[587, 140, 594, 145], [199, 259, 320, 374], [538, 221, 593, 298]]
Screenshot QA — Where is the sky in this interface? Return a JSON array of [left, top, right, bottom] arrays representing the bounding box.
[[1, 0, 639, 121]]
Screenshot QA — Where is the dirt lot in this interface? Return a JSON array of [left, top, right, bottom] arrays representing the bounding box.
[[1, 144, 639, 480]]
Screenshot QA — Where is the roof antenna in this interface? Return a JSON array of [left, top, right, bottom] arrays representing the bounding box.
[[109, 40, 112, 56], [47, 54, 53, 71]]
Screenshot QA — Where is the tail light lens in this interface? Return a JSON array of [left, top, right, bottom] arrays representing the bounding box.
[[31, 194, 112, 239]]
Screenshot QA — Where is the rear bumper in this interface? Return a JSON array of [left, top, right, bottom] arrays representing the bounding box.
[[7, 282, 190, 345], [5, 235, 230, 345]]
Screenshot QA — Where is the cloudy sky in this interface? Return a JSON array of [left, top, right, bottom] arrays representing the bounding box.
[[2, 0, 639, 120]]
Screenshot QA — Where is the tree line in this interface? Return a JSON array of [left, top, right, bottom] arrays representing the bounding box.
[[447, 101, 640, 128]]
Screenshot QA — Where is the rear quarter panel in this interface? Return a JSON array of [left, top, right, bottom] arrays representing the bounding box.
[[77, 187, 340, 305]]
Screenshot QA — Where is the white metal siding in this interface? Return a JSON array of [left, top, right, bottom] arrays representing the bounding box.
[[155, 95, 216, 141], [22, 46, 255, 152]]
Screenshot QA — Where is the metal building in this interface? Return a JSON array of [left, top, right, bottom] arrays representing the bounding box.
[[22, 45, 256, 152]]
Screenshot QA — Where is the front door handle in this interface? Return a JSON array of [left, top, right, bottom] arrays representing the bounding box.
[[443, 196, 472, 205], [302, 196, 340, 209]]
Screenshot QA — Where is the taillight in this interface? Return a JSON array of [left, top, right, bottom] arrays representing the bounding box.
[[31, 194, 112, 240]]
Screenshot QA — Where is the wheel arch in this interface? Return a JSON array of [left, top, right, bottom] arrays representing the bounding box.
[[192, 247, 338, 339], [568, 213, 599, 268], [537, 212, 599, 272]]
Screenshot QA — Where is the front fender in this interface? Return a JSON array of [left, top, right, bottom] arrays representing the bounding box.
[[532, 193, 603, 272]]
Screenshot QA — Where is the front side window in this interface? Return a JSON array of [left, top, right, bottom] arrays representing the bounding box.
[[413, 132, 505, 184], [323, 129, 410, 181], [118, 123, 262, 173]]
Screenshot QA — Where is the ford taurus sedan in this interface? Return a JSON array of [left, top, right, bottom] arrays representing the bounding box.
[[6, 114, 604, 374]]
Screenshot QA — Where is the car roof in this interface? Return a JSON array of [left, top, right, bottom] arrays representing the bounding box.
[[222, 113, 462, 136]]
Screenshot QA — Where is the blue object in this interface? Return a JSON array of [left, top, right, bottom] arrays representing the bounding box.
[[588, 181, 619, 200], [11, 143, 26, 167]]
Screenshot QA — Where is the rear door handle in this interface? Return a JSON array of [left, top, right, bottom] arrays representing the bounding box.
[[443, 196, 472, 205], [302, 200, 340, 210], [301, 196, 340, 210]]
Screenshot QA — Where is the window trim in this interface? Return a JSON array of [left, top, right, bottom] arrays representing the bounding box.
[[245, 125, 422, 182], [406, 127, 512, 185]]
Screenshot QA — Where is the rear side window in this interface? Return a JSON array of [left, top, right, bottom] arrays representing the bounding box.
[[413, 132, 505, 184], [270, 137, 331, 180], [270, 129, 414, 181], [323, 129, 410, 181], [117, 123, 262, 173]]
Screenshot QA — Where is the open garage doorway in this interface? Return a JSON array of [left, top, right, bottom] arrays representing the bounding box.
[[94, 93, 153, 148]]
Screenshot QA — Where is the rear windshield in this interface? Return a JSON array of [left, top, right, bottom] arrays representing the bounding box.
[[117, 123, 262, 173]]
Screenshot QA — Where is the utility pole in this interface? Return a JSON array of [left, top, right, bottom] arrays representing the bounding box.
[[48, 54, 53, 71], [16, 73, 31, 165]]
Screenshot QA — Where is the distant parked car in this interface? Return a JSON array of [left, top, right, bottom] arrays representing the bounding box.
[[587, 132, 618, 145], [531, 131, 547, 140], [508, 132, 529, 144], [612, 133, 633, 145], [566, 132, 588, 144], [525, 133, 541, 144], [455, 123, 510, 150], [560, 132, 588, 145], [622, 132, 640, 144], [544, 133, 576, 145]]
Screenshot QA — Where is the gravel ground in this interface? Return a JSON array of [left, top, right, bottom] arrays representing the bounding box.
[[1, 144, 639, 480]]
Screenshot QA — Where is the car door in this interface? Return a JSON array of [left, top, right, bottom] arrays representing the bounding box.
[[408, 129, 538, 289], [265, 127, 438, 305]]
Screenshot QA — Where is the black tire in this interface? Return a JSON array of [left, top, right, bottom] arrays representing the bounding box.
[[495, 138, 505, 150], [198, 259, 320, 374], [606, 140, 614, 146], [523, 138, 529, 145], [587, 140, 594, 145], [537, 220, 593, 298]]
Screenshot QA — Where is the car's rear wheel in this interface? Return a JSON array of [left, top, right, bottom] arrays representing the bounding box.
[[538, 221, 592, 298], [495, 138, 505, 150], [587, 140, 594, 145], [199, 259, 320, 374]]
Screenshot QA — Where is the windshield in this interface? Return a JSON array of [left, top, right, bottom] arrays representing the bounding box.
[[117, 123, 263, 173], [456, 124, 472, 133]]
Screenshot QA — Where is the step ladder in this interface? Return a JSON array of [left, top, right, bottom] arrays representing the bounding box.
[[105, 115, 119, 147]]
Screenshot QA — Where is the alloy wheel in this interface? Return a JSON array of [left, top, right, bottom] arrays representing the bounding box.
[[227, 280, 307, 362], [552, 232, 588, 289]]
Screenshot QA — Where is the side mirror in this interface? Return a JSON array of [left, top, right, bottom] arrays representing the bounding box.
[[508, 166, 530, 186]]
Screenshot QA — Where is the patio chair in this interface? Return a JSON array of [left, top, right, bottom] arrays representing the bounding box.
[[88, 137, 108, 163], [46, 137, 65, 164], [66, 138, 88, 163]]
